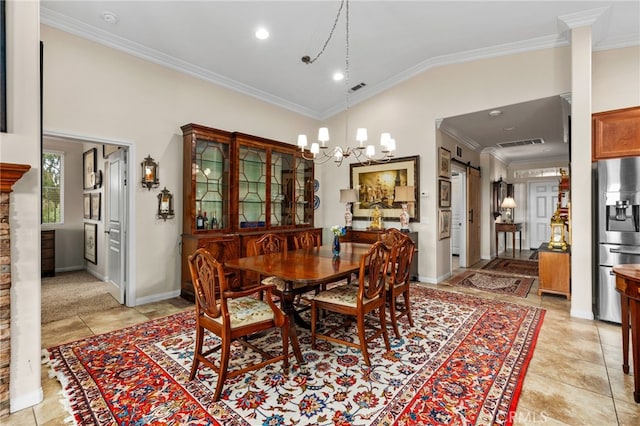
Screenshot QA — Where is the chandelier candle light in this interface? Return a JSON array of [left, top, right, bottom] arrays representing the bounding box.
[[339, 188, 359, 229], [394, 186, 416, 233], [297, 0, 396, 166]]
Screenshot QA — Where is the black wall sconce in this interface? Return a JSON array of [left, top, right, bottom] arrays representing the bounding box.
[[141, 154, 159, 190], [157, 187, 175, 221]]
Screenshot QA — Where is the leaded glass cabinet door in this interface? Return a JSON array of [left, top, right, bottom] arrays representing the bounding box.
[[271, 151, 294, 227], [195, 139, 230, 231], [295, 156, 314, 226], [238, 145, 267, 229]]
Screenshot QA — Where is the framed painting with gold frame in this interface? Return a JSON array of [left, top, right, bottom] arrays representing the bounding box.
[[438, 147, 451, 178], [350, 156, 420, 222]]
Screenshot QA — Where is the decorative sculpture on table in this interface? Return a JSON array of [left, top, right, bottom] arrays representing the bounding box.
[[369, 205, 383, 230]]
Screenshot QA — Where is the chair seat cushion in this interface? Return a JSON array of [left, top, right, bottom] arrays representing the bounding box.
[[270, 279, 308, 292], [262, 276, 285, 287], [312, 284, 376, 307], [208, 296, 275, 328]]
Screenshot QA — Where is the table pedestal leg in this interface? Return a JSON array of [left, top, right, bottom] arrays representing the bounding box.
[[281, 284, 305, 367]]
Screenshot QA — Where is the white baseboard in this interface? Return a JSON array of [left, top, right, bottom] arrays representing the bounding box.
[[570, 309, 594, 320], [418, 274, 438, 284], [55, 266, 85, 273], [135, 290, 181, 306], [11, 387, 43, 413]]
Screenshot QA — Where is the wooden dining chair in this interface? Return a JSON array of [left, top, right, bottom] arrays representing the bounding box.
[[310, 241, 392, 366], [384, 233, 416, 338], [293, 230, 320, 250], [187, 248, 289, 401]]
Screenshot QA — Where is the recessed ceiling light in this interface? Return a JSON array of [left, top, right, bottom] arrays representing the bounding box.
[[255, 28, 269, 40], [488, 110, 502, 117], [102, 11, 119, 25], [333, 72, 344, 81], [503, 126, 516, 131]]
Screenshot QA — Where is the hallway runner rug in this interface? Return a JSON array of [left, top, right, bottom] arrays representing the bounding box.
[[47, 287, 545, 426], [445, 270, 535, 298], [481, 258, 539, 277]]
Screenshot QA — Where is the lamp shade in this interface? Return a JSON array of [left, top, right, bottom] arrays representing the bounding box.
[[501, 196, 517, 209], [339, 189, 359, 203], [394, 186, 415, 202]]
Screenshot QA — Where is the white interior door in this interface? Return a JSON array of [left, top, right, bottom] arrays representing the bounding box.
[[451, 169, 467, 266], [106, 148, 127, 304], [528, 180, 557, 249]]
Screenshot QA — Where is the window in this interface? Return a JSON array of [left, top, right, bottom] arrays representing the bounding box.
[[42, 151, 64, 224]]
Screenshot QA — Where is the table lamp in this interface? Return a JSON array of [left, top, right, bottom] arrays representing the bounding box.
[[501, 196, 517, 223], [394, 186, 415, 233], [339, 189, 359, 229]]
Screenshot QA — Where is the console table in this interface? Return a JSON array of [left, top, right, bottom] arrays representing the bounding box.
[[341, 229, 419, 281], [495, 222, 522, 258], [613, 264, 640, 403]]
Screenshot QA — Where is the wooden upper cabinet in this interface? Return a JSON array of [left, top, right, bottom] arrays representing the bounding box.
[[592, 106, 640, 161]]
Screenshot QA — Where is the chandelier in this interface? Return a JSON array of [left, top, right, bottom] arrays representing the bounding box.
[[296, 0, 396, 166]]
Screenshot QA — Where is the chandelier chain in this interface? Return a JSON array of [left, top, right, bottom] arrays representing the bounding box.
[[302, 0, 346, 65]]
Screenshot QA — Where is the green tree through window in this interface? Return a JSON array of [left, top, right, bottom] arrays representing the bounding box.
[[42, 151, 63, 224]]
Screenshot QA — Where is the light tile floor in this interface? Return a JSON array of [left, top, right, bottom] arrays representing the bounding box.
[[6, 250, 640, 425]]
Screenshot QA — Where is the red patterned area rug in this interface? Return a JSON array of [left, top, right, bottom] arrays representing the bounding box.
[[446, 270, 535, 298], [47, 287, 544, 426], [481, 258, 539, 277]]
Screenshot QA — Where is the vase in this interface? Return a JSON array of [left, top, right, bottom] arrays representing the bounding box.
[[332, 235, 341, 256]]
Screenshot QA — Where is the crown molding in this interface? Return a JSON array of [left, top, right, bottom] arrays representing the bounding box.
[[436, 119, 481, 151], [40, 8, 321, 120]]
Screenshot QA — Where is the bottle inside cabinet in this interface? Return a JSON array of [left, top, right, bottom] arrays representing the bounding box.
[[271, 151, 294, 226]]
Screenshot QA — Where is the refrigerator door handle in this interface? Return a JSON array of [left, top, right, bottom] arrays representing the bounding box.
[[610, 247, 640, 255]]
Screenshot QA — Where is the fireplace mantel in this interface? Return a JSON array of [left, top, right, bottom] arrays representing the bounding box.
[[0, 163, 32, 192]]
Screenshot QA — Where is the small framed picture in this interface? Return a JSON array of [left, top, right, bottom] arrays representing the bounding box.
[[91, 192, 101, 221], [438, 147, 451, 178], [439, 179, 451, 208], [84, 222, 97, 264], [83, 148, 97, 190], [438, 209, 451, 240], [83, 193, 91, 219]]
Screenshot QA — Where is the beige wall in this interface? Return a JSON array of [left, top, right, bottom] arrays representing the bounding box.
[[5, 2, 639, 411], [0, 0, 43, 413]]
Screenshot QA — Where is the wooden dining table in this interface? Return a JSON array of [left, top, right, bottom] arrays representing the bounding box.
[[225, 242, 371, 365]]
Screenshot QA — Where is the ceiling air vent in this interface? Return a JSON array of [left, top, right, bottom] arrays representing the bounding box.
[[497, 138, 544, 148], [350, 82, 366, 92]]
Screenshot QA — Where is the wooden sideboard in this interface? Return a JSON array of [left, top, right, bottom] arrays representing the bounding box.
[[341, 229, 419, 281], [537, 243, 570, 299], [41, 230, 55, 277]]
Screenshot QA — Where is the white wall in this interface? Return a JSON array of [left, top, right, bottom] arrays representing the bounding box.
[[0, 0, 43, 413]]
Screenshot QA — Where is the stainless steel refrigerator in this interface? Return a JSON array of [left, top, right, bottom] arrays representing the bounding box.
[[594, 157, 640, 323]]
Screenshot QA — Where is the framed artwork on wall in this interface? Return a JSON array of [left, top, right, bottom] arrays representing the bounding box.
[[83, 148, 97, 190], [84, 222, 97, 264], [438, 209, 451, 240], [83, 193, 91, 219], [438, 147, 451, 178], [439, 179, 451, 208], [350, 155, 420, 222], [91, 192, 101, 220]]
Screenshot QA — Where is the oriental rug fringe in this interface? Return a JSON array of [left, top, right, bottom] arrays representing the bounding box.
[[445, 270, 535, 298], [47, 287, 544, 426]]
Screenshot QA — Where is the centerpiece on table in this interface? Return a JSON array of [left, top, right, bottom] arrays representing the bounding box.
[[330, 225, 346, 256]]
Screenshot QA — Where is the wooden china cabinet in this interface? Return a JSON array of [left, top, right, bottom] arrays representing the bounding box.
[[180, 124, 320, 301]]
